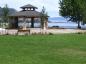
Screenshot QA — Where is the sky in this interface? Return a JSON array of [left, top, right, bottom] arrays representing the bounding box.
[[0, 0, 60, 17]]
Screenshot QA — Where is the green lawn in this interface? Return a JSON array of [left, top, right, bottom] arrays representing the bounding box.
[[0, 34, 86, 64]]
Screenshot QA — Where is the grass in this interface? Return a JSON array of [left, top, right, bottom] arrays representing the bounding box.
[[0, 34, 86, 64]]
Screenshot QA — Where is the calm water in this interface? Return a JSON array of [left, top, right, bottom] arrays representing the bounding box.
[[19, 22, 86, 29], [48, 22, 78, 29]]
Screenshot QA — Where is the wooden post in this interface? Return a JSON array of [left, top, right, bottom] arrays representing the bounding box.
[[11, 17, 14, 28], [43, 18, 48, 30], [31, 17, 34, 28], [23, 17, 27, 30], [45, 18, 48, 29], [15, 17, 18, 29], [9, 17, 12, 28], [8, 18, 9, 28]]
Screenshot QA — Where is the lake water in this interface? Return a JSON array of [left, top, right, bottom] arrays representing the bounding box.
[[19, 22, 86, 29], [48, 22, 78, 29]]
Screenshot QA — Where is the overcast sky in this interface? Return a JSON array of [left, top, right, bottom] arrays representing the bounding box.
[[0, 0, 60, 17]]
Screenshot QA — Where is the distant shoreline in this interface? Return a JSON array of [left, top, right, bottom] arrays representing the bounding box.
[[48, 22, 68, 23]]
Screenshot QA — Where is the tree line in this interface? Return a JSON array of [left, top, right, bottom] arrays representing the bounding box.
[[59, 0, 86, 29], [0, 4, 9, 28]]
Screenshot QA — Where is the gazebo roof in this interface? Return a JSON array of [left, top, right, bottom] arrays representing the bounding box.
[[9, 11, 41, 18], [20, 4, 38, 9], [9, 4, 49, 18]]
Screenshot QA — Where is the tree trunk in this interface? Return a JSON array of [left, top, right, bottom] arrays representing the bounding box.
[[77, 21, 81, 29], [82, 21, 85, 25]]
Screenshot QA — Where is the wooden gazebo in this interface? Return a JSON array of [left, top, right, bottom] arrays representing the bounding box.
[[9, 4, 48, 29]]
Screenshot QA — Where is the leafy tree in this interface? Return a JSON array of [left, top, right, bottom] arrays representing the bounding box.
[[59, 0, 83, 29], [2, 4, 9, 28], [77, 0, 86, 25], [40, 6, 48, 29]]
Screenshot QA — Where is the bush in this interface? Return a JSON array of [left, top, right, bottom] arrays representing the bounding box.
[[48, 33, 53, 35]]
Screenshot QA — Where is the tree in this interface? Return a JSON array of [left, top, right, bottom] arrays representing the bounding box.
[[59, 0, 83, 29], [40, 6, 48, 29], [2, 4, 9, 28], [77, 0, 86, 25]]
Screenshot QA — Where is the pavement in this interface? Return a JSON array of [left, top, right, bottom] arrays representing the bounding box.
[[0, 28, 86, 35]]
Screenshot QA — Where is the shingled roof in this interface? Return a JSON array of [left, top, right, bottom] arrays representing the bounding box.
[[9, 4, 49, 18], [20, 4, 38, 9], [9, 11, 41, 17]]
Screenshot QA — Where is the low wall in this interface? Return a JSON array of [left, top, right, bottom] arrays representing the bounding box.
[[0, 28, 86, 35]]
